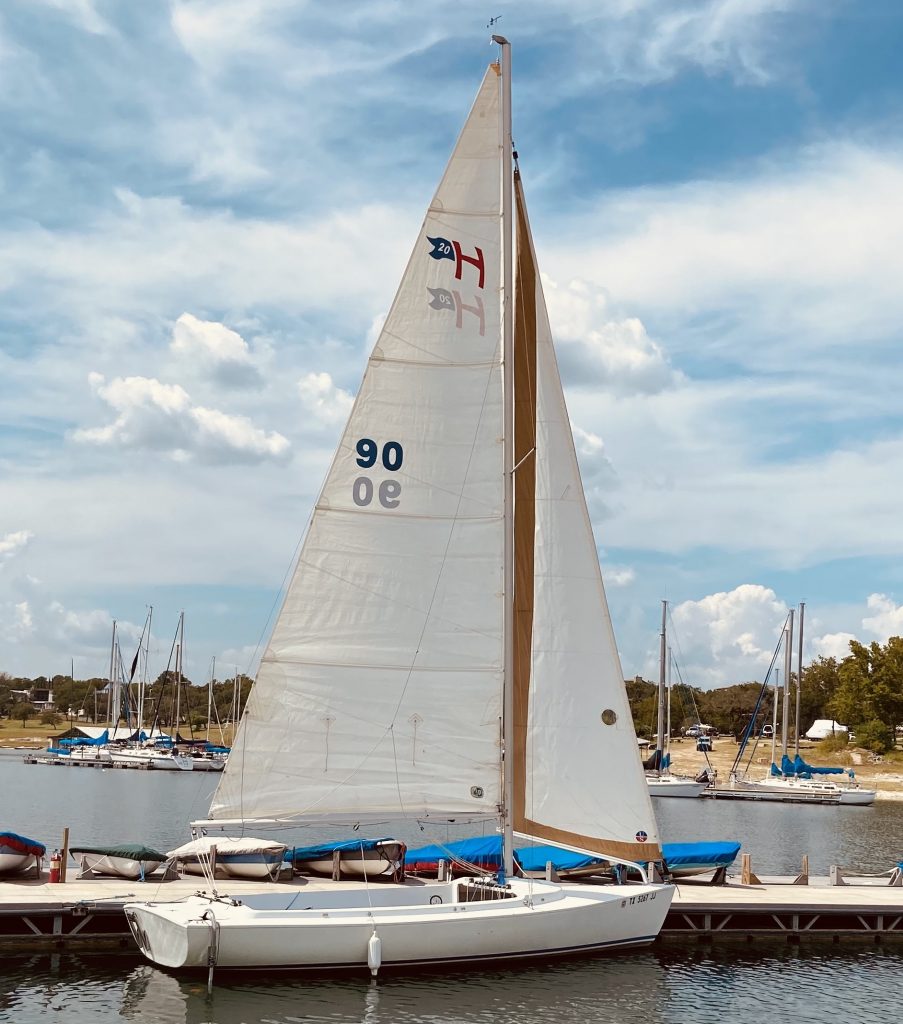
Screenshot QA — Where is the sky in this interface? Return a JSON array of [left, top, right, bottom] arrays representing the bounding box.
[[3, 0, 903, 693]]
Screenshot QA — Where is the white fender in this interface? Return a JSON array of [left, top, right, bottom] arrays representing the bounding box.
[[367, 930, 382, 977]]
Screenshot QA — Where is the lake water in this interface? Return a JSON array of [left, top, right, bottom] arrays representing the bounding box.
[[2, 749, 903, 1023]]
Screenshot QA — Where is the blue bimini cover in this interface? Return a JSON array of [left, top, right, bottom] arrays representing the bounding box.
[[406, 835, 503, 873], [407, 836, 608, 875], [0, 832, 46, 857], [287, 837, 396, 863], [514, 844, 603, 873], [662, 841, 740, 870], [791, 753, 844, 777]]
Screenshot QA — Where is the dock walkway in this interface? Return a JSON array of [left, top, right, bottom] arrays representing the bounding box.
[[3, 873, 903, 952]]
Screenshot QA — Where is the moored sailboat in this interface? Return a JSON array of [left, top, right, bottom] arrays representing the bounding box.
[[645, 601, 709, 798], [125, 40, 673, 974]]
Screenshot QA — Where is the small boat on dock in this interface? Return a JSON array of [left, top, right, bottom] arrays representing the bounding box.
[[70, 843, 167, 881], [287, 838, 406, 880], [0, 832, 45, 876], [168, 837, 286, 880]]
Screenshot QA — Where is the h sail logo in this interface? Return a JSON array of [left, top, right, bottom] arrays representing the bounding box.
[[426, 236, 485, 289]]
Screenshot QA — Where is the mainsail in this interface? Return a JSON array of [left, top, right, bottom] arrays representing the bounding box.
[[209, 62, 660, 863], [210, 68, 506, 824]]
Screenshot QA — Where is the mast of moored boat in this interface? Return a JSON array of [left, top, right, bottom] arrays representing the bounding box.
[[781, 609, 794, 759], [657, 601, 667, 766], [174, 611, 185, 744], [795, 602, 805, 757], [107, 620, 117, 727], [494, 32, 515, 882]]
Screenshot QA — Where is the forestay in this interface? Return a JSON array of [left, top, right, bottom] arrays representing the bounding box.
[[210, 68, 505, 825]]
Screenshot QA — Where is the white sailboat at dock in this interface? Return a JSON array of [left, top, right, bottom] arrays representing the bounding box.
[[125, 40, 673, 974]]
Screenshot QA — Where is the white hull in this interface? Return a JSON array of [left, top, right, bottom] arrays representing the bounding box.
[[109, 749, 194, 771], [75, 852, 163, 880], [645, 775, 708, 799], [177, 853, 284, 881], [126, 877, 672, 971], [728, 776, 876, 805], [61, 747, 112, 763], [295, 842, 405, 879], [0, 852, 34, 875], [188, 756, 226, 772]]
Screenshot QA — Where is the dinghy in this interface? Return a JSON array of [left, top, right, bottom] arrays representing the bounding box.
[[70, 843, 167, 881], [125, 39, 673, 975], [0, 832, 45, 875], [168, 837, 286, 881], [288, 838, 405, 880]]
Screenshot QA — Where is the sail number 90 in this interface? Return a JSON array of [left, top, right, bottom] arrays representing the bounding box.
[[353, 438, 403, 509]]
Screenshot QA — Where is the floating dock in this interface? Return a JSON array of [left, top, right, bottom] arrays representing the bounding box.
[[3, 873, 903, 952]]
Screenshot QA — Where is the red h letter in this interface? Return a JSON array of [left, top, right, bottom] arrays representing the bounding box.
[[452, 241, 485, 289]]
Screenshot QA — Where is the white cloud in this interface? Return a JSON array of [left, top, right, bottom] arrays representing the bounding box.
[[572, 424, 605, 456], [297, 372, 354, 426], [667, 584, 788, 688], [861, 593, 903, 642], [811, 631, 856, 661], [550, 143, 903, 354], [11, 601, 34, 640], [605, 566, 636, 587], [545, 277, 678, 395], [170, 313, 262, 386], [0, 530, 33, 568], [72, 373, 290, 463]]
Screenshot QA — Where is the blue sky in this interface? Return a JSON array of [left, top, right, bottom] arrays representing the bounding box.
[[3, 0, 903, 691]]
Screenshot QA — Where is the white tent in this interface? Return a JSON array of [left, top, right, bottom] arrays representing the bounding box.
[[805, 719, 849, 740]]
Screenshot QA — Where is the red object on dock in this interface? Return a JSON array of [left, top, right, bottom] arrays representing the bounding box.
[[48, 850, 61, 884]]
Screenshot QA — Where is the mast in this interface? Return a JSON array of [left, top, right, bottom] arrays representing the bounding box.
[[781, 609, 794, 759], [138, 605, 152, 739], [493, 32, 515, 881], [175, 611, 185, 743], [657, 601, 667, 765], [107, 620, 117, 727], [207, 656, 215, 745], [769, 665, 779, 766], [795, 602, 805, 757]]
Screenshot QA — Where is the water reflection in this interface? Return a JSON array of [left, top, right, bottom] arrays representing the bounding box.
[[3, 944, 903, 1024], [119, 954, 670, 1024]]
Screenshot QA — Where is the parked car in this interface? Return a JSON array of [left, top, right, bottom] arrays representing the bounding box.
[[696, 736, 713, 752], [761, 724, 774, 738], [685, 726, 701, 738]]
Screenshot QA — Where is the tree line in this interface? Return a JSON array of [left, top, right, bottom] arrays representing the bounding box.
[[628, 636, 903, 754], [0, 670, 254, 735], [6, 635, 903, 752]]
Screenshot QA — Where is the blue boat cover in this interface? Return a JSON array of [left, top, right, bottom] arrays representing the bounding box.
[[0, 832, 46, 857], [662, 841, 740, 869], [287, 837, 396, 862], [515, 844, 601, 872], [407, 834, 742, 873], [405, 836, 503, 872], [778, 753, 846, 778], [59, 730, 109, 747], [205, 743, 230, 753]]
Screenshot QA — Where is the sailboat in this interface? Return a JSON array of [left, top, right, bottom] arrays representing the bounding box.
[[124, 40, 673, 974], [645, 601, 709, 798], [723, 608, 875, 805]]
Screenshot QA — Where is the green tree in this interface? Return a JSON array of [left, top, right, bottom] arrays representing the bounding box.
[[40, 710, 61, 727], [828, 638, 903, 752], [11, 701, 33, 727]]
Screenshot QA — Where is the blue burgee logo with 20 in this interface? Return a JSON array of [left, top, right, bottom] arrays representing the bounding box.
[[426, 236, 485, 289]]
